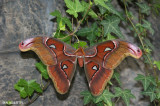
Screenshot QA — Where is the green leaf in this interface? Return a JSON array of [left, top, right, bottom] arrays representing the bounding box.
[[143, 54, 153, 64], [153, 3, 160, 15], [98, 5, 107, 14], [144, 38, 155, 50], [6, 101, 12, 105], [50, 10, 61, 17], [17, 79, 42, 96], [64, 0, 84, 18], [134, 74, 156, 91], [96, 102, 104, 106], [14, 84, 27, 98], [141, 85, 156, 102], [112, 72, 122, 86], [73, 41, 87, 49], [101, 15, 124, 39], [53, 30, 71, 44], [136, 2, 150, 15], [81, 1, 98, 19], [94, 0, 108, 8], [50, 10, 63, 30], [97, 1, 123, 19], [62, 17, 72, 31], [77, 22, 100, 45], [121, 0, 133, 7], [105, 2, 123, 19], [154, 61, 160, 71], [126, 11, 138, 21], [114, 87, 135, 106], [59, 20, 65, 31], [36, 61, 49, 79], [156, 87, 160, 99], [80, 91, 93, 105], [142, 19, 154, 35], [50, 10, 72, 31], [106, 33, 117, 40], [108, 80, 113, 85], [95, 89, 114, 106]]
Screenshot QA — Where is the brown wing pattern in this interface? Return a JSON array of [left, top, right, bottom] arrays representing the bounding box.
[[84, 40, 142, 96], [19, 37, 77, 94], [19, 37, 142, 96]]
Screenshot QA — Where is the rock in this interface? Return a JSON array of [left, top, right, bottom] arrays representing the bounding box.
[[0, 0, 159, 106]]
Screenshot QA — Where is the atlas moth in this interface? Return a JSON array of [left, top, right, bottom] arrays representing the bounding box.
[[19, 37, 142, 96]]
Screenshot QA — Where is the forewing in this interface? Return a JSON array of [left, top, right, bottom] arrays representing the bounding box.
[[84, 39, 142, 96], [19, 37, 77, 94]]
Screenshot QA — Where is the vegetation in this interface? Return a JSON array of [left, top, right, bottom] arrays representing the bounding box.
[[14, 0, 160, 105]]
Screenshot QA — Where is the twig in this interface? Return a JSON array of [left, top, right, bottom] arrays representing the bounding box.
[[25, 80, 51, 106], [123, 0, 155, 73], [123, 0, 159, 87], [69, 0, 91, 36]]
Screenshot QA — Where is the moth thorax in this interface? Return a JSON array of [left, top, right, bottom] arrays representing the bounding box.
[[78, 58, 84, 67]]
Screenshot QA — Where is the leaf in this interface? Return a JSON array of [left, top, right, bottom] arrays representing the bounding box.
[[81, 1, 98, 19], [50, 10, 63, 30], [127, 11, 138, 21], [114, 87, 135, 106], [112, 72, 122, 86], [108, 80, 113, 85], [77, 22, 100, 45], [17, 79, 42, 96], [36, 61, 49, 79], [98, 5, 107, 14], [50, 10, 72, 31], [14, 84, 27, 98], [153, 3, 160, 15], [94, 0, 108, 9], [144, 38, 155, 50], [80, 91, 93, 105], [62, 17, 72, 31], [64, 0, 84, 18], [121, 0, 133, 6], [96, 102, 104, 106], [105, 2, 123, 19], [97, 1, 123, 19], [154, 61, 160, 71], [53, 30, 71, 44], [59, 20, 65, 31], [142, 19, 154, 35], [6, 101, 12, 105], [101, 15, 124, 39], [144, 48, 152, 54], [143, 54, 153, 64], [50, 10, 61, 17], [136, 2, 150, 15], [134, 74, 156, 91], [95, 89, 114, 106], [106, 33, 117, 40], [73, 41, 87, 49], [141, 85, 156, 102], [156, 87, 160, 99]]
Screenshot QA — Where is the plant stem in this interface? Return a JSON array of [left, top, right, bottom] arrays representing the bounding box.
[[69, 0, 91, 36], [73, 34, 80, 43], [25, 80, 50, 106], [123, 0, 159, 85], [58, 34, 71, 40], [40, 74, 44, 88], [115, 97, 120, 103], [72, 16, 73, 31]]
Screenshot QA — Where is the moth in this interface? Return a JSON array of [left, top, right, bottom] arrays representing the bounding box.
[[19, 37, 142, 96]]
